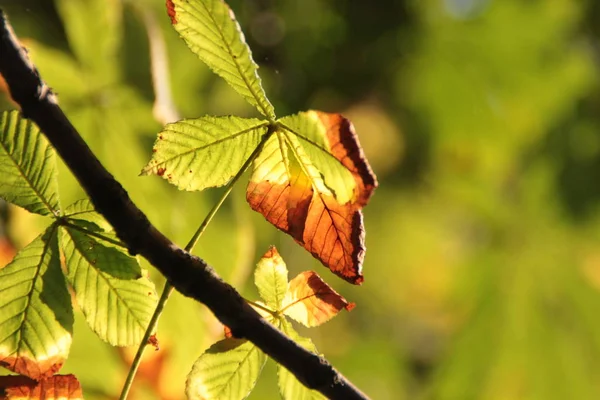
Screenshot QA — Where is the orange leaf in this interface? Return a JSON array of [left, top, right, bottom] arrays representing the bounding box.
[[246, 111, 377, 284], [0, 374, 83, 399], [282, 271, 355, 327]]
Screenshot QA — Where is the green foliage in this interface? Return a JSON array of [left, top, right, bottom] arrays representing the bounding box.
[[3, 0, 600, 399], [0, 111, 60, 216], [142, 117, 269, 191], [279, 112, 355, 203], [55, 0, 122, 85], [187, 247, 336, 400], [60, 223, 157, 346], [0, 225, 73, 379], [146, 0, 376, 287], [254, 247, 288, 310], [0, 111, 157, 379], [186, 338, 266, 400], [168, 0, 276, 119]]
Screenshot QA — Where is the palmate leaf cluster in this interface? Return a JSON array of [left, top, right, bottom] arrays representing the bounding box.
[[146, 0, 377, 285], [144, 0, 372, 399], [0, 0, 374, 398], [0, 111, 158, 380], [186, 247, 351, 400]]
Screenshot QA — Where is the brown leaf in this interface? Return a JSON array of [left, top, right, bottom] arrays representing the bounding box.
[[0, 374, 83, 399], [0, 356, 64, 382], [315, 112, 377, 207], [246, 111, 377, 284], [282, 271, 355, 327]]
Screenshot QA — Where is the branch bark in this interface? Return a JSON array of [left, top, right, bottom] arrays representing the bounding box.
[[0, 10, 368, 400]]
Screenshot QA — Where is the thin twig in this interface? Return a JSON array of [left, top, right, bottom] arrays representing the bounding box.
[[0, 10, 369, 400]]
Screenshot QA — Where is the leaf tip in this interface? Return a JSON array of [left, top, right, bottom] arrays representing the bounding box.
[[166, 0, 177, 24], [264, 245, 279, 259]]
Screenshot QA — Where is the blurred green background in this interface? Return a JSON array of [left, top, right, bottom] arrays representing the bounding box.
[[1, 0, 600, 399]]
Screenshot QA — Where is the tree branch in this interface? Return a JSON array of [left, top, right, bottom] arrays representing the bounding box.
[[0, 10, 368, 400]]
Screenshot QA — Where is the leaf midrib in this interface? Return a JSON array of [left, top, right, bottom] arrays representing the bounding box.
[[14, 224, 59, 360], [64, 227, 148, 332], [0, 123, 58, 216], [151, 121, 269, 168], [278, 131, 352, 262], [214, 343, 262, 398], [196, 0, 274, 119], [279, 122, 349, 173]]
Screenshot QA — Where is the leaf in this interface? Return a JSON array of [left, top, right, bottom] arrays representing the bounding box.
[[282, 271, 354, 327], [166, 0, 276, 119], [279, 113, 354, 204], [277, 319, 326, 400], [246, 112, 377, 284], [63, 199, 111, 231], [280, 111, 377, 207], [0, 374, 83, 399], [55, 0, 122, 86], [0, 111, 60, 216], [141, 116, 268, 191], [0, 226, 73, 379], [60, 223, 157, 346], [254, 246, 289, 310], [186, 338, 266, 400]]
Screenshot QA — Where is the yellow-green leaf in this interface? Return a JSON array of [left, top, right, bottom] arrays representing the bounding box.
[[254, 246, 289, 311], [63, 199, 111, 232], [186, 338, 266, 400], [0, 111, 60, 216], [55, 0, 122, 86], [279, 112, 356, 204], [142, 116, 268, 191], [0, 225, 73, 379], [167, 0, 275, 119], [60, 222, 157, 346]]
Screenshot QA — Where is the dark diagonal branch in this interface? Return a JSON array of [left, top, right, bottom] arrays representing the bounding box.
[[0, 10, 368, 400]]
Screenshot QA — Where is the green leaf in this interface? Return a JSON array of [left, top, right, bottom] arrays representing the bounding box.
[[55, 0, 122, 85], [60, 223, 157, 346], [0, 111, 60, 216], [168, 0, 276, 119], [277, 319, 326, 400], [141, 116, 268, 191], [254, 247, 289, 311], [0, 225, 73, 380], [63, 199, 111, 232], [186, 338, 266, 400], [279, 112, 356, 204]]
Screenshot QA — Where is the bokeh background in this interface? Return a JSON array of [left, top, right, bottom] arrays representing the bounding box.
[[1, 0, 600, 399]]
